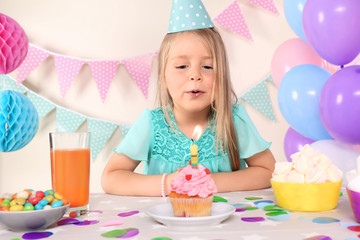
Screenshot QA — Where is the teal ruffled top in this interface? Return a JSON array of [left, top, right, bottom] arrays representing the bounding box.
[[113, 104, 271, 175]]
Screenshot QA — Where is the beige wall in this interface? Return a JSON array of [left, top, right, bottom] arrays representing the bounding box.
[[0, 0, 294, 193]]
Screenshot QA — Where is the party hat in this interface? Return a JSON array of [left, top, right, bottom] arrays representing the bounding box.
[[168, 0, 214, 33]]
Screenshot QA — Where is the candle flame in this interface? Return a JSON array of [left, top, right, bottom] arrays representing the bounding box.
[[192, 125, 202, 141]]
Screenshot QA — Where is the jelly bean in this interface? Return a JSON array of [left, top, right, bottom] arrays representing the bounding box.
[[29, 197, 41, 205], [16, 197, 26, 205], [38, 199, 49, 206], [10, 200, 17, 206], [43, 195, 54, 203], [2, 206, 10, 211], [36, 191, 45, 198], [12, 193, 17, 199], [24, 189, 32, 197], [62, 198, 69, 205], [35, 203, 44, 210], [0, 199, 3, 206], [17, 190, 29, 199], [54, 193, 63, 200], [10, 205, 24, 211], [51, 200, 63, 208], [24, 204, 34, 211], [24, 202, 32, 207], [43, 205, 52, 210], [45, 190, 55, 196]]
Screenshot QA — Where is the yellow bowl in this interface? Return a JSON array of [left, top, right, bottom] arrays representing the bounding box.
[[271, 180, 342, 212]]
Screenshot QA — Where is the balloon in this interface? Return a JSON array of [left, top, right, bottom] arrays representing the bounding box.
[[284, 0, 307, 41], [278, 64, 332, 141], [271, 38, 322, 87], [303, 0, 360, 66], [284, 127, 315, 162], [311, 140, 359, 185], [319, 65, 360, 145]]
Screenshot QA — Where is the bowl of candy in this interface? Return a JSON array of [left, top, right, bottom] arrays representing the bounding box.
[[0, 189, 69, 231]]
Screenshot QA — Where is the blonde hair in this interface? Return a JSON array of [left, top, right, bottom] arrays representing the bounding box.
[[157, 28, 241, 170]]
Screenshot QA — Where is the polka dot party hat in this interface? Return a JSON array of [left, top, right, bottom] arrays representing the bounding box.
[[168, 0, 214, 33]]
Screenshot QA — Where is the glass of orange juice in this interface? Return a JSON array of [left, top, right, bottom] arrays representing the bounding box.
[[49, 132, 90, 216]]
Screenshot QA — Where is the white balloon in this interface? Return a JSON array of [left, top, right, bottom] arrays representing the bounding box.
[[311, 140, 360, 186]]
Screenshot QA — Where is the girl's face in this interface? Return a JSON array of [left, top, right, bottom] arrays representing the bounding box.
[[164, 32, 214, 115]]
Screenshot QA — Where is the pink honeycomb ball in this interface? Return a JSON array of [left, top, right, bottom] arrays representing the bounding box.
[[0, 13, 28, 74]]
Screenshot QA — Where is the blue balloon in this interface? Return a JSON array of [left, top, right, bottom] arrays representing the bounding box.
[[0, 90, 39, 151], [284, 0, 307, 41], [278, 64, 332, 141]]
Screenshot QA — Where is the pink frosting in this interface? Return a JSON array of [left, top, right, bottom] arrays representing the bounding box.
[[170, 164, 217, 198]]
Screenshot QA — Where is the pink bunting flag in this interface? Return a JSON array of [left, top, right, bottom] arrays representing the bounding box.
[[16, 45, 49, 85], [214, 1, 253, 41], [244, 0, 279, 15], [54, 55, 84, 98], [122, 53, 154, 99], [88, 60, 120, 102]]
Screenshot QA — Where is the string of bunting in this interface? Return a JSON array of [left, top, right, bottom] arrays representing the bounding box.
[[15, 0, 278, 102], [0, 74, 132, 161], [0, 73, 276, 161]]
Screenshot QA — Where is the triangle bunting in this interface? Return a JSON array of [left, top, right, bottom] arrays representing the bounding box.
[[214, 0, 253, 41], [54, 55, 84, 98], [122, 53, 154, 99], [241, 80, 276, 121], [244, 0, 279, 15], [16, 45, 49, 85], [0, 74, 26, 93], [27, 92, 55, 119], [87, 119, 117, 161], [88, 60, 119, 102], [55, 107, 86, 132]]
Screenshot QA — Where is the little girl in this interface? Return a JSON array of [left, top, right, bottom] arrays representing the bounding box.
[[101, 1, 275, 196]]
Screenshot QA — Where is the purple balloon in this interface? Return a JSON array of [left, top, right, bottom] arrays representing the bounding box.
[[284, 127, 315, 162], [303, 0, 360, 65], [319, 65, 360, 144]]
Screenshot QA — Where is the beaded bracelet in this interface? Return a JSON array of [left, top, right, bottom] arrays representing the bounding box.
[[161, 173, 167, 198]]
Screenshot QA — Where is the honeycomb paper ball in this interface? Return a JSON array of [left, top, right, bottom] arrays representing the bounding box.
[[0, 13, 28, 74], [0, 90, 39, 152]]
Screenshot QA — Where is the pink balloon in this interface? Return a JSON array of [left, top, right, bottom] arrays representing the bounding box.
[[271, 38, 322, 87]]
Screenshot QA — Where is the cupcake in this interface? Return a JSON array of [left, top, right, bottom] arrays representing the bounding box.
[[271, 144, 343, 211], [169, 164, 217, 217]]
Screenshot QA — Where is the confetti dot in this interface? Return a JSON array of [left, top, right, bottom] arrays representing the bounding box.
[[118, 210, 139, 217], [245, 197, 263, 200], [265, 211, 288, 216], [304, 235, 332, 240], [312, 217, 340, 224], [268, 214, 291, 221], [22, 232, 53, 240], [73, 220, 99, 226], [348, 225, 360, 232], [151, 238, 173, 240], [213, 196, 228, 202], [241, 217, 265, 222], [57, 218, 82, 226], [102, 219, 125, 227]]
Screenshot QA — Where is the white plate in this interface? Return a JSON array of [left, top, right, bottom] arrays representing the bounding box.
[[146, 202, 235, 228]]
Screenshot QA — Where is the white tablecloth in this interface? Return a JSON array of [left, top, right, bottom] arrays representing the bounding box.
[[1, 188, 359, 240]]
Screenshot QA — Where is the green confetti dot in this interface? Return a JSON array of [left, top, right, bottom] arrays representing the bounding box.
[[213, 196, 228, 202], [101, 229, 127, 238], [340, 191, 343, 196], [245, 197, 263, 200], [265, 211, 288, 216], [151, 238, 173, 240], [11, 238, 21, 240], [263, 205, 285, 211]]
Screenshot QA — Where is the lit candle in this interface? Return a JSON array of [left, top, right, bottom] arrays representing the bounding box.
[[190, 140, 198, 168], [190, 126, 202, 168]]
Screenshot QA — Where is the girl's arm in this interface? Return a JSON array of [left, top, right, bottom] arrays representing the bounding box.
[[101, 153, 178, 196], [210, 149, 275, 192]]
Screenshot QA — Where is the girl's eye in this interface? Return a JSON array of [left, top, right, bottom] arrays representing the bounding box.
[[203, 65, 213, 70], [176, 65, 188, 69]]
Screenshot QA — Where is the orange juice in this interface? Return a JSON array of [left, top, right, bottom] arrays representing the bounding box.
[[50, 149, 90, 208]]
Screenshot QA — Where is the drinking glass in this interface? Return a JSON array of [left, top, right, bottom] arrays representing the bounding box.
[[49, 132, 90, 216]]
